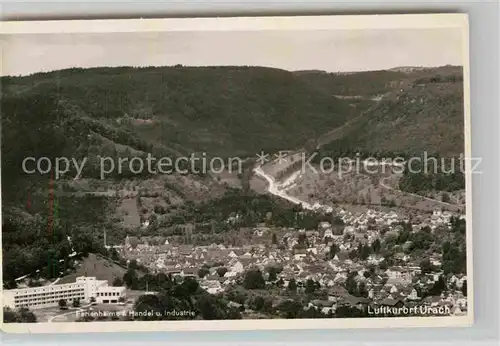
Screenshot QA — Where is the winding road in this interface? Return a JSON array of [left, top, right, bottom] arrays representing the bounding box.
[[254, 155, 464, 211], [253, 165, 314, 210]]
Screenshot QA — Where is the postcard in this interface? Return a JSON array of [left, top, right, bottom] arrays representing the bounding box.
[[0, 14, 473, 333]]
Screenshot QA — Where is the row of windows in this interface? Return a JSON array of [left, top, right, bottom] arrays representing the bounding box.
[[14, 286, 84, 294], [15, 288, 85, 298], [97, 291, 121, 297], [19, 288, 85, 293], [15, 291, 84, 298], [15, 293, 85, 302], [15, 294, 85, 303], [15, 296, 83, 307]]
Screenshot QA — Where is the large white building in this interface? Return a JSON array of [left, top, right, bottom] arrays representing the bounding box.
[[3, 277, 126, 310]]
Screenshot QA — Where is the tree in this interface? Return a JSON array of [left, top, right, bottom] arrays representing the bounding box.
[[198, 267, 210, 278], [379, 260, 388, 270], [216, 267, 228, 278], [297, 233, 307, 247], [288, 278, 297, 292], [195, 293, 229, 320], [328, 243, 338, 259], [108, 248, 120, 262], [335, 306, 368, 318], [226, 287, 247, 305], [129, 259, 140, 269], [3, 308, 19, 323], [419, 258, 434, 274], [345, 272, 358, 295], [180, 277, 200, 296], [442, 239, 466, 275], [3, 307, 37, 323], [72, 299, 81, 308], [277, 299, 302, 319], [305, 279, 316, 294], [112, 277, 124, 286], [348, 249, 359, 260], [58, 298, 67, 309], [429, 275, 447, 296], [19, 308, 37, 323], [358, 281, 368, 298], [249, 296, 266, 311], [267, 266, 280, 282], [123, 268, 139, 289], [441, 192, 451, 203], [134, 293, 163, 321], [372, 239, 381, 253], [461, 280, 467, 296], [243, 269, 266, 289], [360, 244, 371, 260], [154, 205, 166, 214]]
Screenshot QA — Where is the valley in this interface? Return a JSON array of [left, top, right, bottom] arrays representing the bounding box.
[[2, 64, 468, 322]]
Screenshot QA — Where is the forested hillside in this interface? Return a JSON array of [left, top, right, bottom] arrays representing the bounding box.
[[2, 65, 353, 161], [1, 65, 353, 284], [312, 66, 464, 157]]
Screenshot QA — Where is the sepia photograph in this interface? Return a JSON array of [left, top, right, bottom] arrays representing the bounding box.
[[0, 14, 473, 333]]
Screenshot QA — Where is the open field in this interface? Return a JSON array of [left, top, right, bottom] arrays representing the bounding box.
[[33, 306, 69, 322], [57, 253, 129, 285], [117, 198, 142, 228]]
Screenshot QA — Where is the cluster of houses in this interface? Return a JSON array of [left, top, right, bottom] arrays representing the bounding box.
[[116, 206, 467, 317], [336, 208, 461, 232]]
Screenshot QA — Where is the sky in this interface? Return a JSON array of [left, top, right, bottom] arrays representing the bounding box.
[[1, 28, 463, 76]]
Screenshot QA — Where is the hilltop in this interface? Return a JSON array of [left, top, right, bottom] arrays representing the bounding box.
[[311, 65, 464, 157], [2, 65, 353, 165]]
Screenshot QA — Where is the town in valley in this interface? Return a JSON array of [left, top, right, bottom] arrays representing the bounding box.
[[2, 27, 469, 324]]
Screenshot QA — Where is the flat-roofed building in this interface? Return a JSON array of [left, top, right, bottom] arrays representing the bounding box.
[[95, 285, 126, 304], [3, 277, 126, 310]]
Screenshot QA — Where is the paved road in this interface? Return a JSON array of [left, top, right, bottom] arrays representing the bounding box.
[[253, 165, 314, 210], [48, 278, 61, 286]]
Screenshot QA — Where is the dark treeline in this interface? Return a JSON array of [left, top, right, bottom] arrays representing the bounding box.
[[1, 196, 109, 287], [413, 74, 463, 85], [398, 156, 465, 193], [308, 145, 465, 194], [2, 65, 353, 159], [383, 218, 466, 275], [120, 270, 242, 320], [0, 94, 205, 181], [148, 189, 334, 233]]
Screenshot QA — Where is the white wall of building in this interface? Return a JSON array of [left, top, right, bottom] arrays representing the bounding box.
[[3, 276, 126, 310]]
